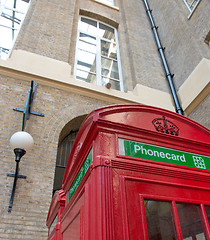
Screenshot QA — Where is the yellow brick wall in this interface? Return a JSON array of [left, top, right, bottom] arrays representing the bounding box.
[[0, 76, 112, 239]]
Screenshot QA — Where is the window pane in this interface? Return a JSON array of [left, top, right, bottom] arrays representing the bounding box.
[[79, 33, 96, 53], [144, 200, 177, 240], [5, 0, 28, 13], [77, 49, 96, 73], [102, 77, 120, 90], [77, 61, 96, 75], [60, 144, 66, 167], [80, 17, 97, 35], [101, 40, 117, 59], [176, 203, 206, 240], [101, 57, 119, 79], [76, 69, 96, 84], [0, 0, 30, 59], [204, 205, 210, 226], [0, 25, 14, 49], [2, 8, 23, 25], [56, 144, 62, 166], [79, 33, 96, 45], [99, 23, 115, 41], [78, 40, 96, 54], [109, 79, 120, 90]]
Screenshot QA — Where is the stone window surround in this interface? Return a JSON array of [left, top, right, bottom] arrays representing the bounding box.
[[74, 16, 124, 91], [1, 50, 209, 117]]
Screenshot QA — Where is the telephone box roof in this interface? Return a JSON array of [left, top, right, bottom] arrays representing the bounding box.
[[62, 104, 210, 190]]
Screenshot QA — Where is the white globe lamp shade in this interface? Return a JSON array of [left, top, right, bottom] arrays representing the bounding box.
[[10, 131, 34, 152]]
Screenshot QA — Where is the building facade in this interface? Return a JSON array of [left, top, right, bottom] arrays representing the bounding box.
[[0, 0, 209, 239]]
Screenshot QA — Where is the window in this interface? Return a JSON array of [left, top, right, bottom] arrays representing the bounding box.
[[183, 0, 201, 13], [56, 131, 78, 169], [53, 130, 78, 194], [0, 0, 30, 59], [75, 17, 124, 91], [97, 0, 114, 6], [144, 200, 208, 239], [53, 115, 86, 195]]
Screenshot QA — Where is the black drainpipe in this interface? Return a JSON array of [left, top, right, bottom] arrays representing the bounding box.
[[143, 0, 184, 115]]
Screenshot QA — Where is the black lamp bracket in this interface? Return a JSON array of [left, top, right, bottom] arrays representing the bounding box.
[[7, 173, 26, 179], [13, 80, 44, 131], [7, 148, 27, 212]]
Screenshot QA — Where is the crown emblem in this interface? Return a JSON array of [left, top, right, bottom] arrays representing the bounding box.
[[152, 116, 179, 136]]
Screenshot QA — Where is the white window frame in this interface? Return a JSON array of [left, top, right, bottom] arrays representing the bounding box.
[[74, 16, 124, 91], [97, 0, 114, 6], [0, 0, 30, 59], [183, 0, 201, 18]]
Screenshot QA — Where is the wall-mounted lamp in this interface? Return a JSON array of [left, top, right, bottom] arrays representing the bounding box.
[[7, 131, 34, 212]]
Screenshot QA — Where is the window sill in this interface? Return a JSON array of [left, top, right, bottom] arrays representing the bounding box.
[[92, 0, 119, 11]]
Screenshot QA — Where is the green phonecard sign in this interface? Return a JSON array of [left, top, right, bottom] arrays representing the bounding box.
[[118, 139, 210, 171], [68, 148, 93, 201]]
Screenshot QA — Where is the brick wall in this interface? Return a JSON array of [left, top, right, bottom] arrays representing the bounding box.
[[15, 0, 210, 94], [188, 94, 210, 129], [0, 76, 111, 239], [15, 0, 170, 93], [148, 0, 210, 89], [15, 0, 76, 63]]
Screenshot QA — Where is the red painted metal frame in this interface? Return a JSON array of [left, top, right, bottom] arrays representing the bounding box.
[[46, 190, 66, 240], [117, 173, 210, 239], [47, 104, 210, 240]]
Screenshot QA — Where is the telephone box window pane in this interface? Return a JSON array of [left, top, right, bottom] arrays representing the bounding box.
[[204, 205, 210, 226], [49, 214, 58, 235], [176, 203, 206, 239], [144, 200, 177, 240]]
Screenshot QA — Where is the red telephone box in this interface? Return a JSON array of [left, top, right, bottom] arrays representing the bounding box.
[[46, 190, 65, 240], [47, 104, 210, 240]]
